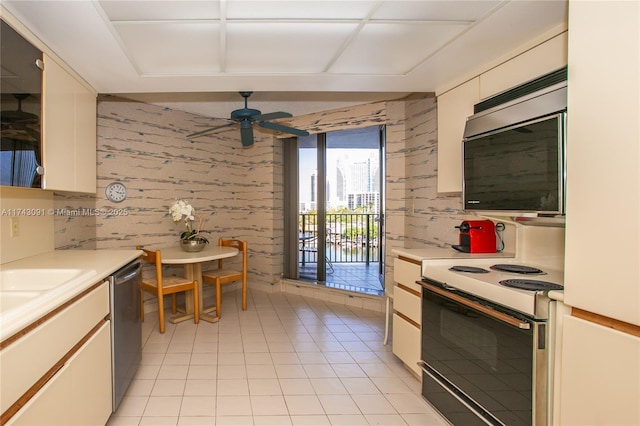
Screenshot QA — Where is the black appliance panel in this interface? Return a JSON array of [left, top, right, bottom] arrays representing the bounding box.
[[463, 114, 564, 214], [110, 260, 142, 412], [421, 284, 535, 426]]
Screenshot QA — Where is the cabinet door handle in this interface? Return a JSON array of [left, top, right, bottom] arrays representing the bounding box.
[[35, 58, 44, 70]]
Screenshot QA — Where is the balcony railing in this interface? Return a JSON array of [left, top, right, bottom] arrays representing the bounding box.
[[299, 213, 380, 265]]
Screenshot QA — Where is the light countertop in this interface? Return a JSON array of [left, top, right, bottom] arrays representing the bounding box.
[[0, 249, 141, 342], [391, 246, 516, 262]]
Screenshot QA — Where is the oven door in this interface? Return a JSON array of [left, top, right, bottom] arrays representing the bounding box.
[[419, 281, 547, 426]]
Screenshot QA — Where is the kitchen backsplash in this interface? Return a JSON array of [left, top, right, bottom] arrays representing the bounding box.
[[0, 186, 54, 264]]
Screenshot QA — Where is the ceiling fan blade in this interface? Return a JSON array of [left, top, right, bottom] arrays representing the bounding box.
[[240, 125, 254, 147], [259, 120, 309, 137], [252, 111, 292, 121], [187, 122, 235, 138]]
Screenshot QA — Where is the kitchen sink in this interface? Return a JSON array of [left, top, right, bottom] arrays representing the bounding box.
[[0, 268, 97, 292], [0, 291, 42, 312]]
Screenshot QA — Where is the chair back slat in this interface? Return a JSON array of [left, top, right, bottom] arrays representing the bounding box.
[[136, 246, 164, 290], [217, 238, 247, 269], [137, 245, 156, 263]]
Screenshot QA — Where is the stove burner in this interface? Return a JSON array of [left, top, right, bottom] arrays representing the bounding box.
[[499, 279, 563, 291], [449, 266, 490, 273], [491, 264, 544, 274]]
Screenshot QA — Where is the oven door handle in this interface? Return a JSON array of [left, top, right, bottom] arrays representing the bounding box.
[[422, 282, 531, 329], [417, 361, 504, 426]]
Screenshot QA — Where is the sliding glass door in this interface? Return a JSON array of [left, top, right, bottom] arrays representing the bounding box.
[[285, 125, 385, 294], [298, 132, 328, 281]]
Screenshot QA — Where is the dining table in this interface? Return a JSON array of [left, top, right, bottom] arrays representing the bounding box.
[[158, 244, 239, 323]]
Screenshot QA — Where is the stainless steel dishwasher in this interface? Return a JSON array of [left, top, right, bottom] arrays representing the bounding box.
[[109, 259, 142, 412]]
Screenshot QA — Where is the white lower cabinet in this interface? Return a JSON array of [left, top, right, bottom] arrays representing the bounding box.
[[558, 315, 640, 426], [9, 322, 112, 426], [393, 285, 421, 324], [392, 257, 422, 377], [392, 313, 421, 376], [1, 282, 112, 425]]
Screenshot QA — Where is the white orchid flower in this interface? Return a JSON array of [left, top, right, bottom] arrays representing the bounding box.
[[169, 200, 207, 244]]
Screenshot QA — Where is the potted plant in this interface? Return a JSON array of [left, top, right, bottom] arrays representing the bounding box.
[[170, 199, 209, 252]]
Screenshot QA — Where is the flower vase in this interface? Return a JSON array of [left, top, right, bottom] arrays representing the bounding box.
[[180, 238, 207, 252]]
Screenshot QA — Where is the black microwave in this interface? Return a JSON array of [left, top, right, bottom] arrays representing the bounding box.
[[462, 81, 567, 216]]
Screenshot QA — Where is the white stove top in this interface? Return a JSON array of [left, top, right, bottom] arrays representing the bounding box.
[[420, 257, 564, 317]]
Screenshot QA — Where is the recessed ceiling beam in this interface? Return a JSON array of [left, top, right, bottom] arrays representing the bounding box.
[[219, 0, 227, 72]]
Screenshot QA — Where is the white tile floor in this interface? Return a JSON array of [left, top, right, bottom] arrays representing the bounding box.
[[299, 263, 384, 296], [107, 288, 448, 426]]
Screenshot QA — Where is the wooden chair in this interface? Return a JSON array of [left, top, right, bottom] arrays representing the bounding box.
[[137, 246, 199, 333], [202, 238, 247, 318]]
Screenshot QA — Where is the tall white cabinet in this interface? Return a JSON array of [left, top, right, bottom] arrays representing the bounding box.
[[42, 54, 97, 193], [559, 1, 640, 424]]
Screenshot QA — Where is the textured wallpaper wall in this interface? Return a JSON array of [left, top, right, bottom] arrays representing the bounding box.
[[53, 94, 466, 294]]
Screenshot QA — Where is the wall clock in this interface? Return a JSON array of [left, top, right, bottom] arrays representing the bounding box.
[[105, 182, 127, 203]]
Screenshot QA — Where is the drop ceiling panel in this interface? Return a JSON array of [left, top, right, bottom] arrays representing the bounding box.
[[225, 22, 358, 73], [331, 22, 470, 75], [1, 0, 568, 97], [225, 1, 378, 20], [113, 22, 221, 74], [99, 1, 221, 21], [372, 0, 501, 21]]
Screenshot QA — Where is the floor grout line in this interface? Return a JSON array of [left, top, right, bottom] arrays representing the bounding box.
[[107, 288, 447, 426]]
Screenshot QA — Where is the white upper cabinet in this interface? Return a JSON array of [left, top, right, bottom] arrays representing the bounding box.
[[436, 32, 568, 194], [563, 1, 639, 325], [479, 33, 568, 99], [42, 54, 97, 193], [436, 78, 479, 194], [1, 9, 98, 194]]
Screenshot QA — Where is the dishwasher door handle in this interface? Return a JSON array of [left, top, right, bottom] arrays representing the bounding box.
[[114, 261, 141, 285]]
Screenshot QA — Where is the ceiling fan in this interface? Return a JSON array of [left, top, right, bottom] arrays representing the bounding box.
[[187, 91, 309, 147]]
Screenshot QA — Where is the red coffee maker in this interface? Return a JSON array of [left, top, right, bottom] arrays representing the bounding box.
[[452, 220, 496, 253]]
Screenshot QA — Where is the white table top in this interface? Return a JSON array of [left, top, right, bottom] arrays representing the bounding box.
[[157, 245, 238, 264]]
